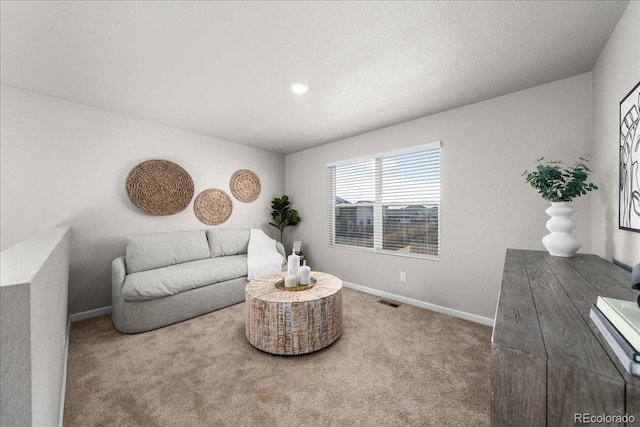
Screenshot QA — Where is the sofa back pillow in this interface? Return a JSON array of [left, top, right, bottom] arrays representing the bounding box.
[[207, 228, 250, 257], [126, 230, 210, 273]]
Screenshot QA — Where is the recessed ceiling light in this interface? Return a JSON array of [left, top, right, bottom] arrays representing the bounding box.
[[289, 82, 309, 95]]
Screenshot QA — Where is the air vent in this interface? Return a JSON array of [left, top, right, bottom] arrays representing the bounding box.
[[378, 299, 400, 308]]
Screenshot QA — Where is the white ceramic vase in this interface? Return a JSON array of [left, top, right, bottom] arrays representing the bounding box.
[[542, 202, 580, 257]]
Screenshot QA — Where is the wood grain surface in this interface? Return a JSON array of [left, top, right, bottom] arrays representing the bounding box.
[[491, 345, 546, 427], [245, 271, 342, 355], [492, 250, 639, 427]]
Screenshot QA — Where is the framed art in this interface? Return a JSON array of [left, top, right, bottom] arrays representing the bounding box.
[[620, 80, 640, 232]]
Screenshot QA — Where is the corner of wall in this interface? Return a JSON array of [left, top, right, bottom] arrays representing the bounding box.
[[590, 1, 640, 266]]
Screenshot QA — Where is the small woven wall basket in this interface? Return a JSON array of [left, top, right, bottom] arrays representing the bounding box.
[[230, 169, 261, 203], [125, 159, 194, 216], [194, 188, 233, 225]]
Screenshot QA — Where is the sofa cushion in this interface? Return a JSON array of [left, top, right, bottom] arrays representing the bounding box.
[[126, 230, 210, 274], [207, 228, 250, 257], [122, 255, 248, 301]]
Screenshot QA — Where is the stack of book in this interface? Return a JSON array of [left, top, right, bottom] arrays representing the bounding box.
[[590, 296, 640, 376]]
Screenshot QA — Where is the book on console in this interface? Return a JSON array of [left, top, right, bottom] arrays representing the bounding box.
[[595, 296, 640, 351], [591, 305, 639, 362], [590, 306, 640, 376]]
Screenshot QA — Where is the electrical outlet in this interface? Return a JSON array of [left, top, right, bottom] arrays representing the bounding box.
[[400, 271, 407, 282]]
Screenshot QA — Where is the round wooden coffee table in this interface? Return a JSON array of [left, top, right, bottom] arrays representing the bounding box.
[[245, 271, 342, 355]]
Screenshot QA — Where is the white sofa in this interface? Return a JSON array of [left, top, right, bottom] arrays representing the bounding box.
[[111, 228, 285, 333]]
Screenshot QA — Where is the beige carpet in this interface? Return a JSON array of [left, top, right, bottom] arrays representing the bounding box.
[[64, 287, 492, 426]]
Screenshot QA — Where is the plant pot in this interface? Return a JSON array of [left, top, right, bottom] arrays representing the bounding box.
[[542, 202, 581, 257]]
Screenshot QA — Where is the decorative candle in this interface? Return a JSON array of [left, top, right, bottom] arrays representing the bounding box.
[[297, 260, 311, 285], [284, 274, 297, 288], [287, 249, 300, 279]]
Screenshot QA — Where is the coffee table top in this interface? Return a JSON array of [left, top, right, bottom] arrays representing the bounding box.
[[245, 271, 342, 303]]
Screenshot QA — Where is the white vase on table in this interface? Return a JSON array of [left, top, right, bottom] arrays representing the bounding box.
[[542, 201, 580, 257]]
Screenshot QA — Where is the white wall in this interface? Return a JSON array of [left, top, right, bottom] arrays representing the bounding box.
[[591, 1, 640, 268], [285, 74, 593, 319], [1, 227, 70, 427], [0, 86, 285, 314]]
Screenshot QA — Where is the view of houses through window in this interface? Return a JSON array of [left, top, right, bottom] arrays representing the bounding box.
[[328, 143, 440, 258]]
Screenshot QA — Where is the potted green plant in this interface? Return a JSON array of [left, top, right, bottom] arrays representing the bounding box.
[[269, 195, 301, 243], [523, 155, 598, 257], [523, 155, 598, 202]]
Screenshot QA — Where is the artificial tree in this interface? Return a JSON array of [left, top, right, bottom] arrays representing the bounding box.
[[269, 195, 301, 243]]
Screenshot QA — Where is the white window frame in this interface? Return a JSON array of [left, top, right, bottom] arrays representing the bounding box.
[[327, 141, 441, 261]]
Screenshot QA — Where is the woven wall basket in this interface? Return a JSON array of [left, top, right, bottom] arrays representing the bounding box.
[[230, 169, 261, 203], [126, 159, 194, 216], [194, 188, 233, 225]]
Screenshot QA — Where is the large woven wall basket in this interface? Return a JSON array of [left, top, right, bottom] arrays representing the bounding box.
[[125, 159, 194, 216], [194, 188, 233, 225]]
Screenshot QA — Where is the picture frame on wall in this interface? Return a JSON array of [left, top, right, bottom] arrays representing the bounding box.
[[619, 80, 640, 233]]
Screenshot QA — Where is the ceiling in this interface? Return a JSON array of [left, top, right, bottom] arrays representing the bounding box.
[[0, 1, 629, 155]]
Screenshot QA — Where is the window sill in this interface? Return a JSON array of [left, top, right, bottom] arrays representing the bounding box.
[[328, 243, 440, 261]]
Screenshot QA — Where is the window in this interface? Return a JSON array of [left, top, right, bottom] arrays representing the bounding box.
[[327, 142, 440, 259]]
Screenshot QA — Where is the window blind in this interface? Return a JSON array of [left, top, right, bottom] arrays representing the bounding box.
[[327, 142, 440, 258]]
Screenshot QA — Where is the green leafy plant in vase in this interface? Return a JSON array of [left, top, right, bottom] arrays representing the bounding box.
[[522, 155, 598, 257], [269, 195, 301, 243], [523, 155, 598, 202]]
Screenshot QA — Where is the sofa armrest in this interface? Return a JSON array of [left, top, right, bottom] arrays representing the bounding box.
[[112, 256, 126, 287], [111, 256, 127, 331]]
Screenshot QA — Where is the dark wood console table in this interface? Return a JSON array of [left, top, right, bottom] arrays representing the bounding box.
[[492, 249, 639, 426]]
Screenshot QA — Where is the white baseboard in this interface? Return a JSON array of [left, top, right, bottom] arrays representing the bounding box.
[[65, 288, 493, 327], [342, 281, 495, 327], [69, 306, 112, 323]]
